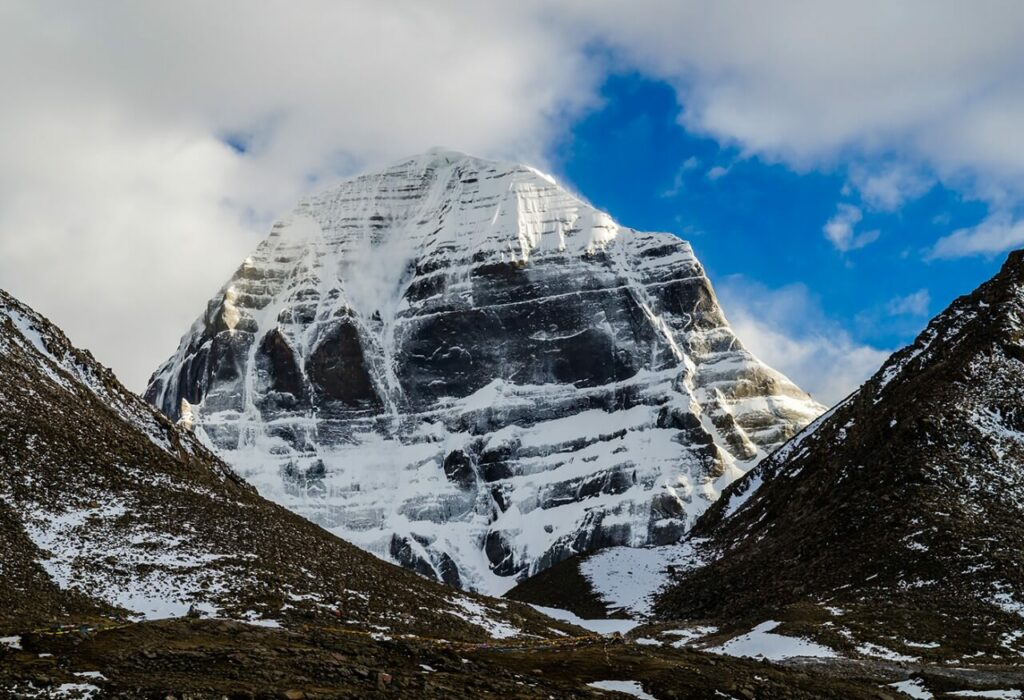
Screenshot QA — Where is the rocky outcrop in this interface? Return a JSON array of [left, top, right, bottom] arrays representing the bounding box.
[[654, 250, 1024, 660], [146, 149, 823, 594]]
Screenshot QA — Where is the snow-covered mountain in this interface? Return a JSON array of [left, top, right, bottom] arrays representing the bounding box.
[[0, 290, 953, 700], [145, 149, 823, 594], [0, 287, 569, 641]]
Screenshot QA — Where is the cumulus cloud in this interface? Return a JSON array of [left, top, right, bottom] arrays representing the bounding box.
[[0, 1, 598, 389], [716, 278, 891, 406], [928, 214, 1024, 260], [4, 1, 1023, 392], [848, 165, 934, 212], [558, 1, 1024, 198], [822, 204, 880, 252]]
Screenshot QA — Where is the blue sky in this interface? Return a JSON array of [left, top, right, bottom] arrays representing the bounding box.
[[546, 73, 1005, 403], [561, 73, 999, 346], [3, 3, 1024, 402]]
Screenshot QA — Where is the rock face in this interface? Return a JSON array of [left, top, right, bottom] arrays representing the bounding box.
[[145, 149, 823, 594], [0, 288, 566, 642], [654, 250, 1024, 660]]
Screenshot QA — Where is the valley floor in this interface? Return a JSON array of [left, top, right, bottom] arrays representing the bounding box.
[[2, 617, 1023, 699], [507, 547, 1024, 700]]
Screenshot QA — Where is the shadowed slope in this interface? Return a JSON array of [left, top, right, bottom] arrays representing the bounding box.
[[0, 288, 573, 642]]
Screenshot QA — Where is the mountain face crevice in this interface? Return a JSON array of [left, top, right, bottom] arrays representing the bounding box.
[[146, 149, 823, 594]]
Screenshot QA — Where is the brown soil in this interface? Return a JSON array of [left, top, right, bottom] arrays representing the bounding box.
[[0, 618, 910, 699]]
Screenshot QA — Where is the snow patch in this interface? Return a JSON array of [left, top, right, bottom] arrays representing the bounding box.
[[856, 641, 918, 662], [722, 474, 762, 518], [447, 597, 521, 639], [888, 678, 933, 699], [581, 541, 708, 617], [529, 605, 638, 636], [587, 680, 657, 699], [708, 620, 837, 661], [664, 626, 719, 647], [21, 499, 230, 621]]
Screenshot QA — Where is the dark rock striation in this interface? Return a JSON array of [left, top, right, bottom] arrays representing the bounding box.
[[0, 288, 570, 642], [146, 149, 822, 593]]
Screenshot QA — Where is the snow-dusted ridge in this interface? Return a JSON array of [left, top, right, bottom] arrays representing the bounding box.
[[146, 149, 823, 594], [643, 248, 1024, 662], [0, 288, 585, 642]]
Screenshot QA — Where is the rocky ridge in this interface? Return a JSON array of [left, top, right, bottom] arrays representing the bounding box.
[[649, 250, 1024, 661], [0, 287, 569, 643]]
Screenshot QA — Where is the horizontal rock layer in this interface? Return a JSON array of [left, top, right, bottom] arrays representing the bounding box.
[[146, 149, 823, 594], [0, 288, 557, 640]]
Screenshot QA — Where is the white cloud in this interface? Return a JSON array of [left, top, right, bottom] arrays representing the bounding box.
[[0, 1, 598, 390], [886, 289, 930, 316], [848, 165, 933, 212], [822, 204, 880, 252], [927, 214, 1024, 260], [557, 1, 1024, 199], [706, 165, 730, 181], [0, 123, 253, 392], [4, 1, 1024, 391], [661, 156, 700, 197], [716, 278, 891, 406]]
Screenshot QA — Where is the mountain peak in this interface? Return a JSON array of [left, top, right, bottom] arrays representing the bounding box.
[[398, 147, 551, 176], [411, 146, 482, 164], [1001, 246, 1024, 273], [383, 147, 485, 173], [145, 153, 823, 594]]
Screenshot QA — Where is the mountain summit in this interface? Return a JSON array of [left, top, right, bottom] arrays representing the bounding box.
[[145, 150, 823, 593]]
